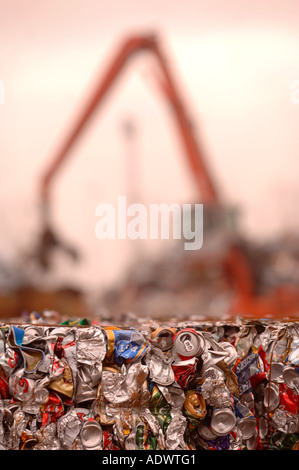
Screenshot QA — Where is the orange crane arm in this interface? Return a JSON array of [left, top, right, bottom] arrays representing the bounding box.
[[40, 34, 219, 206], [38, 33, 255, 299]]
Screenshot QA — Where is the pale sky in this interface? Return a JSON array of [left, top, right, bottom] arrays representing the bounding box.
[[0, 0, 299, 293]]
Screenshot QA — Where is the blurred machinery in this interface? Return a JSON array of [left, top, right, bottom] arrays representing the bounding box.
[[33, 33, 299, 320]]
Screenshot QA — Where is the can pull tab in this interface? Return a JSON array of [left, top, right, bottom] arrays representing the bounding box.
[[180, 335, 193, 352]]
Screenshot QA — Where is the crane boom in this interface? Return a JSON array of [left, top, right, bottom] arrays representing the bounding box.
[[40, 34, 219, 206]]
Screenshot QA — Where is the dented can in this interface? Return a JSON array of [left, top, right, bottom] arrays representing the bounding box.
[[210, 408, 236, 436], [173, 329, 204, 360], [81, 418, 103, 450], [150, 327, 177, 351], [234, 398, 256, 440], [264, 382, 280, 412], [104, 327, 149, 365], [282, 365, 299, 393]]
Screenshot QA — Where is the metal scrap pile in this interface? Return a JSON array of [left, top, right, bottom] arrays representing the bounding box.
[[0, 316, 298, 450]]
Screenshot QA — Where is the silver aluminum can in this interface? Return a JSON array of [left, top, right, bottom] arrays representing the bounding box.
[[57, 408, 82, 449], [22, 326, 43, 345], [259, 416, 268, 439], [145, 348, 175, 386], [9, 369, 34, 402], [81, 419, 103, 450], [147, 356, 174, 386], [268, 362, 284, 382], [197, 422, 218, 440], [173, 329, 204, 359], [263, 382, 280, 412], [210, 408, 236, 436], [237, 416, 256, 440], [282, 365, 299, 393], [220, 342, 238, 367], [245, 427, 258, 450]]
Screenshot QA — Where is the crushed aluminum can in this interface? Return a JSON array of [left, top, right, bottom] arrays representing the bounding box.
[[40, 392, 64, 426], [201, 368, 233, 409], [48, 358, 74, 399], [34, 422, 61, 450], [150, 328, 177, 351], [101, 362, 149, 405], [284, 327, 299, 366], [279, 383, 299, 415], [282, 365, 299, 394], [220, 342, 239, 367], [197, 421, 218, 440], [264, 382, 280, 412], [203, 332, 238, 367], [135, 421, 159, 450], [104, 327, 149, 365], [173, 329, 204, 360], [0, 346, 22, 378], [59, 330, 77, 399], [245, 426, 258, 450], [74, 407, 92, 423], [165, 408, 188, 450], [145, 346, 175, 386], [234, 398, 256, 440], [235, 349, 266, 397], [74, 327, 106, 403], [157, 382, 186, 409], [8, 326, 44, 374], [183, 390, 206, 422], [103, 430, 120, 450], [22, 326, 44, 345], [172, 357, 197, 389], [9, 369, 35, 402], [237, 416, 256, 441], [258, 416, 268, 439], [268, 361, 284, 382], [148, 385, 172, 435], [81, 418, 103, 450], [57, 407, 82, 449], [210, 408, 237, 436], [271, 407, 289, 432]]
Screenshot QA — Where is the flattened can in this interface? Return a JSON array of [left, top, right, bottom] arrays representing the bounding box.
[[268, 362, 284, 382], [173, 329, 204, 360], [104, 327, 148, 365], [282, 365, 299, 393], [81, 419, 103, 450], [184, 390, 207, 424], [9, 370, 34, 402], [172, 358, 197, 389], [146, 353, 175, 386], [245, 427, 258, 450], [197, 421, 218, 440], [263, 382, 280, 412], [234, 398, 256, 440], [210, 408, 236, 436], [150, 328, 177, 351]]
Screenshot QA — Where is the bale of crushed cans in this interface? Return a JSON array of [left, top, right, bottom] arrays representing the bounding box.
[[0, 315, 299, 450]]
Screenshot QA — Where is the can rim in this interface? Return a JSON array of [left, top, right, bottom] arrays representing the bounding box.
[[173, 329, 204, 357], [81, 420, 103, 448], [211, 407, 236, 436]]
